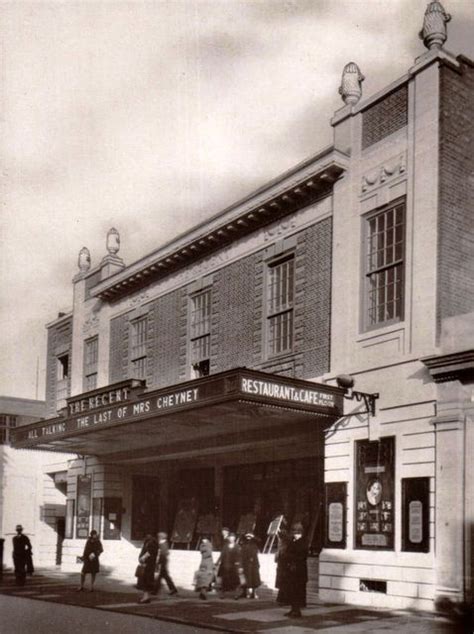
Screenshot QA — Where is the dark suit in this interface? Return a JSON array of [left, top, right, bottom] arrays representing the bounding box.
[[13, 533, 32, 586]]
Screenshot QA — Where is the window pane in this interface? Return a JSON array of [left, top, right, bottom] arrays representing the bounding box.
[[366, 202, 405, 327]]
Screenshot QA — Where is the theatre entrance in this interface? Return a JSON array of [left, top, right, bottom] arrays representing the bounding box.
[[222, 457, 324, 551]]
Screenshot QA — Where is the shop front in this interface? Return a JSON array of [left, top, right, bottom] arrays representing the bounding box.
[[12, 368, 345, 591]]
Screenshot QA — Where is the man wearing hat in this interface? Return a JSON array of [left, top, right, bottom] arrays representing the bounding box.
[[12, 525, 33, 586], [280, 522, 307, 618], [153, 531, 178, 596]]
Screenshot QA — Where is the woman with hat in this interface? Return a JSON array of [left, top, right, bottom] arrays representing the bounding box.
[[238, 532, 261, 599], [280, 522, 307, 618], [12, 524, 33, 586], [77, 529, 103, 592]]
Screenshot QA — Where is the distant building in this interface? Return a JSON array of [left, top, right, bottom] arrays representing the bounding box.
[[0, 396, 72, 569], [12, 3, 473, 610]]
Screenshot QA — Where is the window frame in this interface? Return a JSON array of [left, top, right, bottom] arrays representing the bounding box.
[[83, 336, 99, 391], [189, 287, 212, 378], [361, 198, 406, 332], [129, 315, 148, 380], [265, 252, 295, 359]]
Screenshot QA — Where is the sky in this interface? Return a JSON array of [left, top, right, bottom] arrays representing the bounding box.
[[1, 0, 473, 400]]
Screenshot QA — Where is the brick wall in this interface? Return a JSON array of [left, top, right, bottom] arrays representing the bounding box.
[[362, 85, 408, 150], [150, 289, 186, 387], [45, 317, 73, 418], [438, 58, 474, 333], [107, 217, 332, 388], [109, 312, 130, 383]]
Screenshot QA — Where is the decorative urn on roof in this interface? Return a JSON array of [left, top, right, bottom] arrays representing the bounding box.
[[419, 1, 451, 50], [78, 246, 91, 273], [106, 227, 120, 255], [339, 62, 364, 106]]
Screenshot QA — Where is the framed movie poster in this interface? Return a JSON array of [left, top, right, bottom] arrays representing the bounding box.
[[355, 437, 394, 550], [92, 497, 103, 535], [324, 482, 346, 549], [402, 477, 430, 552], [103, 497, 122, 540], [76, 475, 92, 539]]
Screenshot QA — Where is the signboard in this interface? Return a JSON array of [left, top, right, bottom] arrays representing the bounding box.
[[76, 475, 92, 539], [92, 497, 102, 535], [402, 477, 430, 552], [12, 369, 344, 450], [65, 499, 75, 539], [171, 498, 198, 544], [355, 438, 394, 550], [324, 482, 346, 548]]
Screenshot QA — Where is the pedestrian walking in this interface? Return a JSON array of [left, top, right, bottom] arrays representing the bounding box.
[[281, 522, 307, 618], [239, 532, 261, 599], [275, 527, 289, 605], [77, 529, 103, 592], [12, 525, 33, 586], [194, 536, 214, 600], [153, 532, 177, 596], [216, 532, 242, 598], [136, 533, 158, 604]]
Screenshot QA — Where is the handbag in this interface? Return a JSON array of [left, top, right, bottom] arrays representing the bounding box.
[[135, 563, 146, 578]]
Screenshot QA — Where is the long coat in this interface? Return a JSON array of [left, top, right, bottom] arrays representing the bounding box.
[[81, 537, 103, 574], [217, 543, 241, 591], [12, 534, 32, 583], [278, 537, 307, 609], [195, 540, 214, 589], [241, 538, 261, 589], [138, 537, 158, 591]]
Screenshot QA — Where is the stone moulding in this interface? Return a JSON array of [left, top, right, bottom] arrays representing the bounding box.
[[361, 153, 407, 195]]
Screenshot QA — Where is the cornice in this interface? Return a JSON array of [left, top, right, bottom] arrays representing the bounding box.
[[421, 349, 474, 383], [92, 148, 348, 302]]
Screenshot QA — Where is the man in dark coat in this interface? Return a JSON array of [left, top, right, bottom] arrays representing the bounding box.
[[12, 525, 32, 586], [137, 533, 158, 604], [281, 522, 307, 618], [77, 529, 103, 591], [153, 532, 177, 596]]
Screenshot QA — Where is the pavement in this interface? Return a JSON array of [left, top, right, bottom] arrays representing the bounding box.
[[0, 568, 470, 633]]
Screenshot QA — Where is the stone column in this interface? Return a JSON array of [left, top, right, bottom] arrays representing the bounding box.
[[433, 397, 466, 603]]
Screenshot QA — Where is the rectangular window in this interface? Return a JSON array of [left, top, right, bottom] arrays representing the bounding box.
[[56, 354, 69, 409], [364, 200, 405, 329], [190, 289, 211, 377], [266, 255, 294, 357], [130, 316, 147, 380], [0, 415, 16, 444], [84, 336, 98, 391]]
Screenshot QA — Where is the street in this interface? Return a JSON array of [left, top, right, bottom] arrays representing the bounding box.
[[1, 595, 215, 634]]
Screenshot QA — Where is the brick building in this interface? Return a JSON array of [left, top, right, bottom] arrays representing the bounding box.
[[12, 3, 473, 611]]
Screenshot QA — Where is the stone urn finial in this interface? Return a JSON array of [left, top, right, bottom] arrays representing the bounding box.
[[78, 246, 91, 273], [419, 1, 451, 51], [339, 62, 364, 106], [106, 227, 120, 255]]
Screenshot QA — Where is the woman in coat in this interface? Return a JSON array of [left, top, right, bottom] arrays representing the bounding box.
[[216, 532, 242, 597], [137, 533, 159, 604], [194, 537, 214, 600], [77, 529, 103, 592], [280, 523, 307, 618], [239, 533, 261, 599]]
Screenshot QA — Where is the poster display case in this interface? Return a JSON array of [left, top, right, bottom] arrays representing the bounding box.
[[355, 437, 394, 550]]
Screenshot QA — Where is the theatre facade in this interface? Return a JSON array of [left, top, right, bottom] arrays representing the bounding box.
[[12, 4, 474, 611]]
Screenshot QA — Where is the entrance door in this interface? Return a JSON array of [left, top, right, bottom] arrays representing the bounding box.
[[55, 517, 65, 565], [131, 476, 160, 541]]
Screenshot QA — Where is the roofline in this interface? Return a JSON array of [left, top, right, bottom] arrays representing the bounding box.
[[92, 146, 349, 301], [45, 311, 73, 329]]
